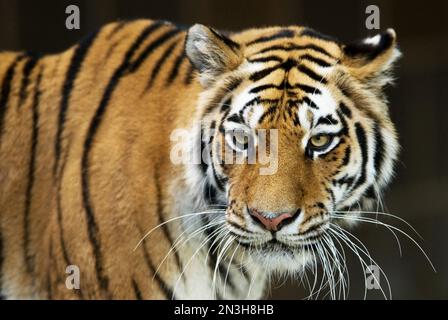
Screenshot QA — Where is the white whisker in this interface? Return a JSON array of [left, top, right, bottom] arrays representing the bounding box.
[[331, 214, 436, 272], [134, 210, 225, 251]]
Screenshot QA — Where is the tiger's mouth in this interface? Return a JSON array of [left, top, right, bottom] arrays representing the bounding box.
[[243, 239, 320, 255], [226, 223, 328, 272], [230, 223, 328, 254]]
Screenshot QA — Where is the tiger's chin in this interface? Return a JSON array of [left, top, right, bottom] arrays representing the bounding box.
[[244, 240, 316, 274]]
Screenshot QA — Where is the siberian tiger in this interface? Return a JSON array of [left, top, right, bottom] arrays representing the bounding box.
[[0, 19, 400, 300]]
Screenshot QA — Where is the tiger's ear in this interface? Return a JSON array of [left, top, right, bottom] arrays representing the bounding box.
[[186, 24, 243, 87], [342, 29, 401, 88]]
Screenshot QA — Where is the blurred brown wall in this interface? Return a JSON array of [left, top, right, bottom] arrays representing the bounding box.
[[0, 0, 447, 299]]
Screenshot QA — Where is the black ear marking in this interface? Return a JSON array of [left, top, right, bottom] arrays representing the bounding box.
[[342, 29, 401, 86], [344, 29, 396, 61]]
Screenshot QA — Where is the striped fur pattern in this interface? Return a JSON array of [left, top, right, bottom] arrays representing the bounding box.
[[0, 19, 399, 299]]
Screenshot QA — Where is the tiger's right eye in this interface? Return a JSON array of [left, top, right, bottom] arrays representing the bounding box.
[[309, 134, 333, 150]]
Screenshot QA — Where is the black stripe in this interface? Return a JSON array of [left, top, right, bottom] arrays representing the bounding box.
[[203, 78, 242, 115], [249, 58, 325, 84], [316, 115, 338, 126], [226, 77, 243, 92], [302, 97, 318, 109], [336, 110, 350, 137], [249, 84, 280, 94], [147, 40, 179, 88], [297, 64, 327, 83], [131, 278, 143, 300], [220, 99, 231, 113], [334, 175, 356, 188], [365, 185, 376, 199], [211, 161, 225, 192], [342, 146, 351, 166], [292, 111, 301, 127], [57, 144, 72, 266], [56, 139, 84, 299], [228, 220, 254, 234], [199, 128, 209, 175], [373, 123, 385, 175], [138, 226, 175, 300], [250, 59, 298, 82], [352, 123, 368, 190], [246, 29, 295, 46], [166, 51, 186, 85], [128, 27, 181, 74], [339, 102, 352, 119], [0, 54, 26, 142], [106, 21, 128, 40], [255, 43, 335, 58], [24, 68, 44, 275], [81, 22, 165, 297], [154, 168, 183, 274], [249, 82, 322, 95], [293, 83, 322, 95], [54, 30, 99, 176], [220, 260, 236, 294], [249, 64, 284, 82], [299, 54, 332, 68], [227, 113, 243, 124], [18, 54, 40, 108], [261, 104, 281, 123], [204, 182, 218, 205], [0, 54, 24, 297], [247, 56, 283, 64], [218, 103, 232, 133], [326, 187, 336, 205], [204, 90, 229, 115]]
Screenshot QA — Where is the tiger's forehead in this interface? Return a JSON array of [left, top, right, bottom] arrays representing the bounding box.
[[233, 80, 340, 130], [231, 57, 340, 129], [222, 27, 344, 127]]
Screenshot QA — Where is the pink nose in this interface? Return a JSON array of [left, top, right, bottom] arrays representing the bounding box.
[[249, 209, 298, 231]]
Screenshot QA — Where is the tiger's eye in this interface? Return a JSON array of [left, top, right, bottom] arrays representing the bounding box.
[[234, 131, 249, 145], [309, 134, 332, 149], [232, 130, 250, 150]]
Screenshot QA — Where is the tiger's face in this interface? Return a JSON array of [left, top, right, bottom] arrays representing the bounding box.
[[186, 25, 400, 272]]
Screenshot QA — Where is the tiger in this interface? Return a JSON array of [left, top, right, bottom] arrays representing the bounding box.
[[0, 19, 400, 300]]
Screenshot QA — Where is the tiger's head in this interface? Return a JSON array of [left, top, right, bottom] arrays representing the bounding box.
[[184, 25, 400, 273]]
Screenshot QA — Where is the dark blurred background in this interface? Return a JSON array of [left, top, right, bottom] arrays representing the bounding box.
[[0, 0, 446, 299]]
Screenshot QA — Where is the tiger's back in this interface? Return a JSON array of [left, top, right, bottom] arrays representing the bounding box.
[[0, 20, 203, 299]]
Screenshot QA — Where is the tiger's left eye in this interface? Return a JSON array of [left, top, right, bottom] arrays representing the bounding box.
[[232, 130, 250, 150], [309, 134, 333, 150]]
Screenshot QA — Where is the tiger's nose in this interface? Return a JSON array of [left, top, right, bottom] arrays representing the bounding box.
[[249, 208, 301, 232]]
